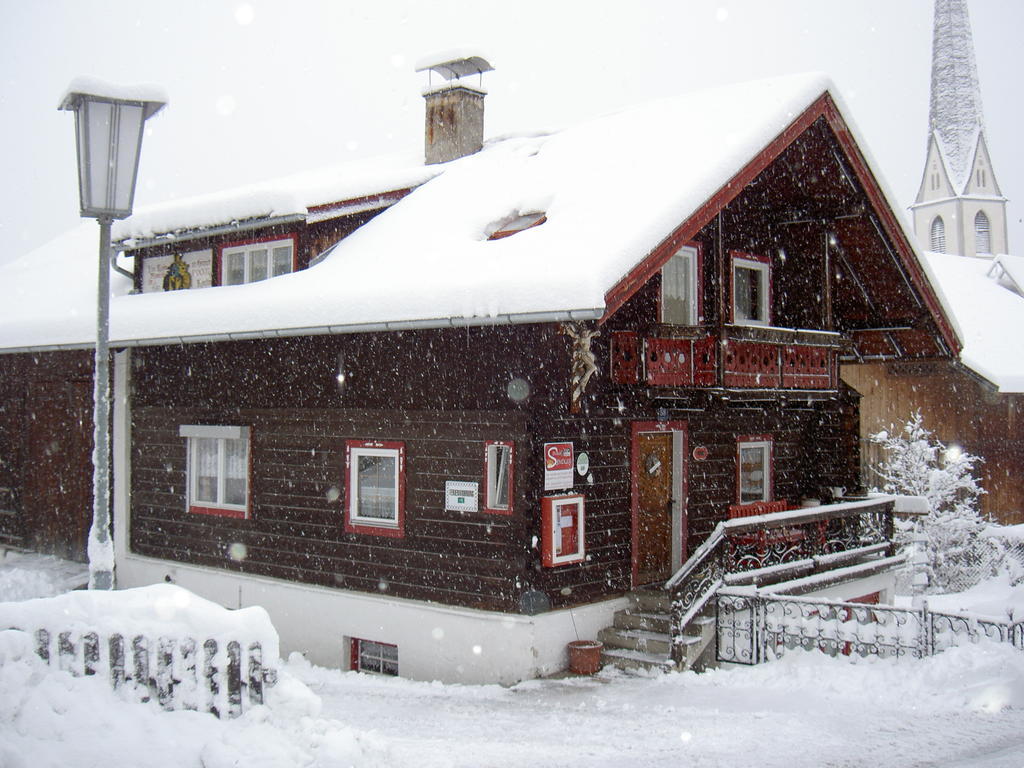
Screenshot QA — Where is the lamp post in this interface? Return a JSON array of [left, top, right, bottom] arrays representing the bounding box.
[[59, 78, 166, 590]]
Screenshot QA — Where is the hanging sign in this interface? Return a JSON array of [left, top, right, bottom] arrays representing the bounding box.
[[445, 481, 479, 512], [543, 442, 574, 491]]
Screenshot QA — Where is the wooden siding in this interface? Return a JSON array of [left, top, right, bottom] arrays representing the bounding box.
[[0, 351, 94, 557], [132, 406, 530, 612], [843, 362, 1023, 524]]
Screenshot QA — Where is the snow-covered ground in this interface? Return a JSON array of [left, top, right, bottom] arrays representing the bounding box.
[[0, 549, 88, 601], [3, 552, 1024, 768]]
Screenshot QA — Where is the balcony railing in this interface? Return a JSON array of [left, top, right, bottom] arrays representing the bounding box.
[[611, 326, 845, 390]]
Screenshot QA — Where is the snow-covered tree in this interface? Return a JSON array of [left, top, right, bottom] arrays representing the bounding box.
[[869, 411, 990, 593]]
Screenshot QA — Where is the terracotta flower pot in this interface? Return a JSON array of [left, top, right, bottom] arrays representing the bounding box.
[[567, 640, 604, 675]]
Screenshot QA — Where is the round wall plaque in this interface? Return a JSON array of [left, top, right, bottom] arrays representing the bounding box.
[[576, 452, 590, 476], [692, 445, 709, 461]]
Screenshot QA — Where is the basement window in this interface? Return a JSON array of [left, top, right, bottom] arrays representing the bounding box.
[[179, 425, 251, 518], [350, 638, 398, 676], [731, 252, 771, 326], [486, 212, 546, 240], [220, 236, 296, 285], [345, 440, 406, 537], [737, 436, 773, 504]]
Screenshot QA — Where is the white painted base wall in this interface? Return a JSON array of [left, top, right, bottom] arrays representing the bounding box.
[[114, 554, 627, 685]]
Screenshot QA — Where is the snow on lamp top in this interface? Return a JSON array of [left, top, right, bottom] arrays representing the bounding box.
[[58, 77, 167, 220]]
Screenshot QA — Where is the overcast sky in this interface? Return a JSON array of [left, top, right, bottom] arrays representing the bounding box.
[[1, 0, 1020, 264]]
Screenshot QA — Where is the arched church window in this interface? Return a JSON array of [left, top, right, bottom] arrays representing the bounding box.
[[930, 216, 946, 253], [975, 211, 991, 254]]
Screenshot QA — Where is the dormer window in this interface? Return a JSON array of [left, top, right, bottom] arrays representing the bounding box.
[[486, 212, 546, 240], [660, 244, 701, 325], [220, 236, 296, 285], [731, 252, 771, 326]]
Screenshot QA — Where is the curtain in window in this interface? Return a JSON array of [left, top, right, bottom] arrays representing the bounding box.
[[357, 455, 397, 520], [224, 437, 248, 506], [195, 437, 218, 503]]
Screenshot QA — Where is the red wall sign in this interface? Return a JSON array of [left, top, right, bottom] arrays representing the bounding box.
[[543, 442, 574, 491]]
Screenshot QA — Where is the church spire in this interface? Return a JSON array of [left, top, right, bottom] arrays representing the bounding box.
[[928, 0, 985, 185], [912, 0, 1008, 257]]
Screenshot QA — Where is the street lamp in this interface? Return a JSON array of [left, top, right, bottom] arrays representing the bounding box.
[[59, 78, 166, 590]]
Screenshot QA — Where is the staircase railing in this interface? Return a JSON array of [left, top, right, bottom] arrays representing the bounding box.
[[663, 497, 897, 665]]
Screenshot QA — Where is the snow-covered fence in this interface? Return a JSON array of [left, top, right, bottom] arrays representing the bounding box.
[[717, 589, 1024, 665], [32, 627, 275, 718], [0, 584, 281, 720]]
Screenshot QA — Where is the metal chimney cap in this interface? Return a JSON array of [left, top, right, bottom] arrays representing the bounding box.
[[415, 49, 494, 81]]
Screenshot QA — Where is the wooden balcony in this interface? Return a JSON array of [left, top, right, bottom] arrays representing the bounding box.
[[611, 325, 845, 390]]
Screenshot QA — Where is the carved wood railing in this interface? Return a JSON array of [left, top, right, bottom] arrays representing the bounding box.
[[663, 497, 897, 665]]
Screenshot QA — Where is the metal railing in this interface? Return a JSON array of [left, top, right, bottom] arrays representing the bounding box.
[[716, 589, 1024, 664], [664, 497, 897, 665]]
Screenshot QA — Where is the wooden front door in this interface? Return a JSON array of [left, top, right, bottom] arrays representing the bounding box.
[[635, 431, 674, 585], [25, 381, 92, 561]]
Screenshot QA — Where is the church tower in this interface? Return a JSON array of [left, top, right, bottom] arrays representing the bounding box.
[[911, 0, 1008, 257]]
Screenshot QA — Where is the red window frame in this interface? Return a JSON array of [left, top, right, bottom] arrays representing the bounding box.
[[658, 241, 703, 326], [483, 440, 515, 515], [730, 251, 772, 326], [736, 434, 773, 505], [344, 439, 406, 538], [216, 232, 298, 286], [180, 425, 252, 520]]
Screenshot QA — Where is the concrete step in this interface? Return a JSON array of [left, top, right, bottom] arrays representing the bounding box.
[[600, 647, 675, 675], [613, 609, 672, 634], [598, 626, 672, 656], [629, 588, 673, 614]]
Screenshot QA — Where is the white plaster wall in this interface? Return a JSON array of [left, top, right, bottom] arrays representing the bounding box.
[[115, 553, 626, 684], [789, 569, 897, 605]]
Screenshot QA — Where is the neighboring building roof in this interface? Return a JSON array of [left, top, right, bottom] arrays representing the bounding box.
[[923, 251, 1024, 393], [0, 72, 952, 355], [113, 152, 439, 244]]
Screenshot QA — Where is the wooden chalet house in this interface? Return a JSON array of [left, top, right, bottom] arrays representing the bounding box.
[[0, 60, 960, 682]]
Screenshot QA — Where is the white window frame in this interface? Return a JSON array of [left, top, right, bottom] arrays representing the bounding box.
[[346, 441, 404, 533], [660, 244, 699, 325], [731, 254, 771, 326], [352, 638, 398, 676], [484, 441, 514, 514], [179, 425, 251, 518], [220, 237, 294, 285], [737, 438, 772, 505]]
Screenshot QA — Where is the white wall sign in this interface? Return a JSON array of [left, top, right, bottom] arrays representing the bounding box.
[[141, 249, 213, 293], [543, 442, 574, 491], [445, 481, 479, 512]]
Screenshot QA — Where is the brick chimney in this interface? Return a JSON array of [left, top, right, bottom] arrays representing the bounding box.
[[416, 52, 493, 165]]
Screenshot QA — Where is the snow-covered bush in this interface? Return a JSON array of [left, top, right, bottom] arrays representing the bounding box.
[[869, 411, 994, 593]]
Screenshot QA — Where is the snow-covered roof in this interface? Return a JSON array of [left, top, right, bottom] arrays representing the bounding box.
[[922, 251, 1024, 393], [113, 153, 439, 243], [0, 72, 933, 354]]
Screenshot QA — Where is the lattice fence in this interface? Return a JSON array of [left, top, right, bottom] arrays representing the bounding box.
[[30, 628, 275, 718]]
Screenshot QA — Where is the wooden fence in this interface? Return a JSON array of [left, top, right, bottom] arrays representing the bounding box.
[[31, 628, 276, 719]]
